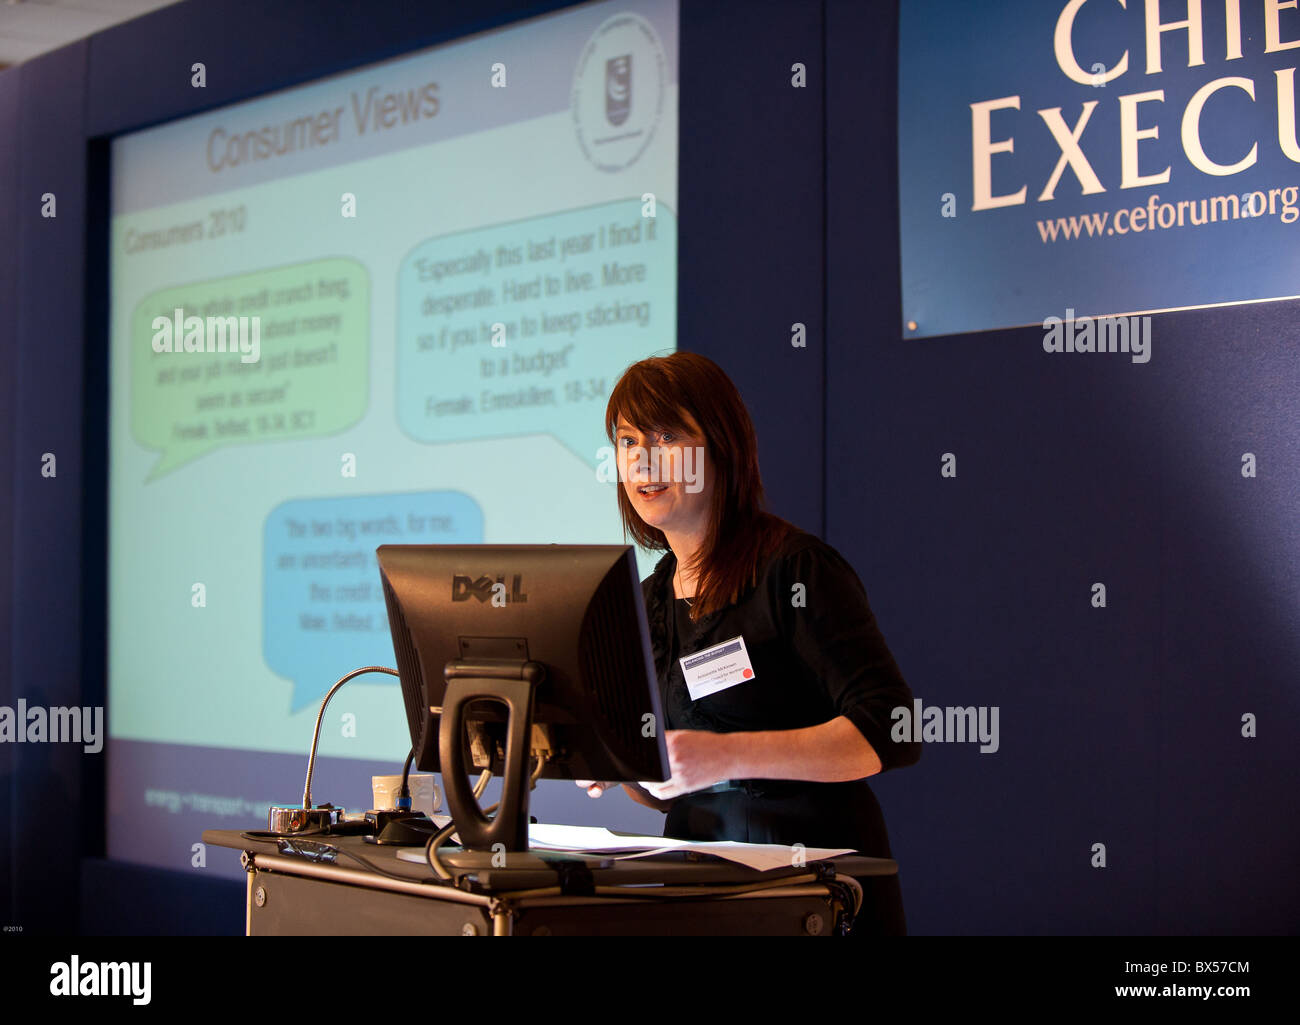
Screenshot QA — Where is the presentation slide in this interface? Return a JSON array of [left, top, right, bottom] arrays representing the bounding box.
[[107, 0, 679, 878]]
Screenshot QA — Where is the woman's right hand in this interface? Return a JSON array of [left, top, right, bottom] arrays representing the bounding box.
[[575, 779, 676, 812], [574, 779, 618, 798]]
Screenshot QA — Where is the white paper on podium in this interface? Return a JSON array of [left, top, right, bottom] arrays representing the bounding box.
[[527, 823, 854, 872]]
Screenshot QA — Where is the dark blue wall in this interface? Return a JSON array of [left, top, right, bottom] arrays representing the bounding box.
[[0, 39, 17, 939], [6, 38, 93, 937], [2, 0, 1294, 935]]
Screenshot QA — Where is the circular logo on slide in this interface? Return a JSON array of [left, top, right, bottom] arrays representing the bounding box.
[[571, 13, 667, 173]]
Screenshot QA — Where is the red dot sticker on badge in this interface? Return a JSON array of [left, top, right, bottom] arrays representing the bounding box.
[[742, 668, 753, 678]]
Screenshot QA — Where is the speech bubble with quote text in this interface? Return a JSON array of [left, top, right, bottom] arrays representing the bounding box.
[[131, 258, 369, 480], [263, 490, 483, 711], [396, 199, 677, 467]]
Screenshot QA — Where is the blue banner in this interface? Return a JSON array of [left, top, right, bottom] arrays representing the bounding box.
[[899, 0, 1300, 337]]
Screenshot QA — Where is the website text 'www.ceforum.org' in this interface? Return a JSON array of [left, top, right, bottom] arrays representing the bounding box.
[[1036, 185, 1299, 242]]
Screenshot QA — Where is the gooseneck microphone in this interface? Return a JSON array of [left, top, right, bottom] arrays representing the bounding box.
[[267, 665, 400, 834]]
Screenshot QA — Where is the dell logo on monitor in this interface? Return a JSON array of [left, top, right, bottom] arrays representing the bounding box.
[[451, 574, 529, 603]]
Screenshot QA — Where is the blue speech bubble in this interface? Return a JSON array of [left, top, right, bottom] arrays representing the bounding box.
[[396, 199, 677, 467], [264, 490, 484, 711]]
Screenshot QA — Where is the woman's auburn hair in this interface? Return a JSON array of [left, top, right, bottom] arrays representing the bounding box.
[[605, 351, 796, 619]]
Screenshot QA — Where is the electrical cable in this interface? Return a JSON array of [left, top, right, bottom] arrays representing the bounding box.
[[836, 872, 864, 919], [242, 832, 450, 885], [425, 752, 548, 881], [240, 828, 329, 841], [398, 748, 415, 806]]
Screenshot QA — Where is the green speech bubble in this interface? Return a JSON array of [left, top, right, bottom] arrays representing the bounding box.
[[131, 258, 370, 480]]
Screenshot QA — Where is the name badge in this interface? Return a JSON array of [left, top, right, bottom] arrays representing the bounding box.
[[680, 635, 757, 701]]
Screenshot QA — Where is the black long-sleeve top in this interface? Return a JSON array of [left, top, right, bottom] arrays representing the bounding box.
[[641, 527, 922, 777]]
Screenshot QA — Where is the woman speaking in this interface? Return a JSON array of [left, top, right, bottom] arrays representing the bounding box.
[[578, 351, 922, 936]]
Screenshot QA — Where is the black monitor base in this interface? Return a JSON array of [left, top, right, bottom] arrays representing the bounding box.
[[430, 848, 554, 871], [439, 659, 545, 854], [395, 846, 615, 870]]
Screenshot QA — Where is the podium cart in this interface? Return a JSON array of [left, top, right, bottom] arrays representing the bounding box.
[[203, 829, 898, 936]]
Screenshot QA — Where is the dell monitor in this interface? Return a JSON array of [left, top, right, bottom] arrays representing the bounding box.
[[376, 543, 669, 855]]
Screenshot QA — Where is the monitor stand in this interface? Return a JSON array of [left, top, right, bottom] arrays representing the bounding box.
[[439, 658, 545, 858]]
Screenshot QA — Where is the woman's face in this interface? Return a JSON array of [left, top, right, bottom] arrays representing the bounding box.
[[615, 413, 713, 537]]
